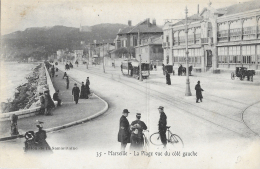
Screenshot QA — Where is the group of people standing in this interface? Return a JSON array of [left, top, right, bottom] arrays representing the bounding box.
[[39, 90, 55, 116], [118, 106, 168, 151], [118, 109, 147, 151], [65, 62, 73, 70], [71, 77, 91, 104], [80, 78, 90, 99]]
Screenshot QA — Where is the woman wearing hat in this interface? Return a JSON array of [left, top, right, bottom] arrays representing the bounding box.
[[118, 109, 131, 151], [34, 121, 52, 154]]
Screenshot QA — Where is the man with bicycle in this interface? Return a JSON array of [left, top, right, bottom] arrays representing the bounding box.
[[130, 113, 147, 150], [158, 106, 167, 148]]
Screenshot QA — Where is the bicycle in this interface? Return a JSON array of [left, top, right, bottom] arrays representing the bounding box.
[[150, 126, 184, 148], [142, 130, 150, 151]]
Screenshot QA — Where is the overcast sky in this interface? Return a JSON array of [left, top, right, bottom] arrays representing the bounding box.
[[1, 0, 248, 35]]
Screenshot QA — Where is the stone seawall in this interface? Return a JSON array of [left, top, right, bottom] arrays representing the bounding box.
[[0, 63, 56, 121]]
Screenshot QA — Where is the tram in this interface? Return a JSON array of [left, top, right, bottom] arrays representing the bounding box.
[[121, 59, 150, 79]]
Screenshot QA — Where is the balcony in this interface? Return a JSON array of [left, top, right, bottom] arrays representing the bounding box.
[[201, 37, 213, 44]]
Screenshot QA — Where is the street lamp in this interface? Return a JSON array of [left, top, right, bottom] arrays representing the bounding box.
[[103, 40, 105, 73], [185, 6, 192, 96], [138, 30, 143, 81]]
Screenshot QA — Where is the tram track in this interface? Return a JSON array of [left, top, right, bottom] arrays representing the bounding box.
[[241, 101, 260, 137], [81, 67, 247, 122], [69, 66, 257, 137]]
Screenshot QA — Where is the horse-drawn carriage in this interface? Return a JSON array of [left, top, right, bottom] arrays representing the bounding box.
[[231, 67, 255, 82], [178, 65, 193, 76]]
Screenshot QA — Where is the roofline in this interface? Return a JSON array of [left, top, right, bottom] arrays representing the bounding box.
[[217, 8, 260, 22]]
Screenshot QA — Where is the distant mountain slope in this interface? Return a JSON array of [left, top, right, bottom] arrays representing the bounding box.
[[1, 23, 127, 60]]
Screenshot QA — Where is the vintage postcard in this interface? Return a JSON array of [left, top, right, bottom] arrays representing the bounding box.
[[0, 0, 260, 168]]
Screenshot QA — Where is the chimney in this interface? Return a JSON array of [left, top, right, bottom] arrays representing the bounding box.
[[128, 20, 132, 26], [152, 19, 156, 26], [147, 18, 150, 27], [197, 4, 199, 14]]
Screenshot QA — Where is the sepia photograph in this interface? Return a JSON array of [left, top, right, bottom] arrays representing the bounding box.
[[0, 0, 260, 168]]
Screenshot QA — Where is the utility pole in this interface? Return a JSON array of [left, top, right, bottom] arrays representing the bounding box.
[[138, 30, 143, 81], [103, 40, 105, 73], [185, 6, 192, 96]]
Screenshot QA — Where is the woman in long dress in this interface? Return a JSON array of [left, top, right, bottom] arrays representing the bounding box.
[[80, 82, 86, 99], [34, 121, 52, 154]]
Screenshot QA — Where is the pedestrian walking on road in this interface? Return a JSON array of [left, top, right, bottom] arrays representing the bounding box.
[[195, 81, 204, 103], [66, 76, 70, 89], [118, 109, 131, 151], [165, 70, 171, 85], [158, 106, 167, 148], [63, 72, 67, 79], [53, 90, 62, 106], [72, 83, 80, 104], [162, 64, 165, 75]]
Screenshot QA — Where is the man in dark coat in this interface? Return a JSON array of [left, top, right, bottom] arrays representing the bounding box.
[[44, 90, 55, 116], [39, 92, 45, 115], [65, 63, 70, 70], [165, 70, 171, 85], [72, 83, 80, 104], [80, 82, 86, 99], [130, 113, 147, 150], [162, 63, 165, 75], [195, 81, 204, 103], [63, 72, 67, 79], [118, 109, 131, 151], [178, 64, 183, 76], [86, 77, 90, 86], [51, 65, 55, 78], [66, 76, 70, 89], [158, 106, 167, 148], [85, 82, 90, 99], [53, 90, 61, 106]]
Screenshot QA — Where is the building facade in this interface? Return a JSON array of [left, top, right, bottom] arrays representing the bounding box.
[[114, 18, 163, 58], [135, 36, 164, 64], [163, 0, 260, 73]]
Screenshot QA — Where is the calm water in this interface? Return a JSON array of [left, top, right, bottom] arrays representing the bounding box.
[[0, 62, 37, 103]]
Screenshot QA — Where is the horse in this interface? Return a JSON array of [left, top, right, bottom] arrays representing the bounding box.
[[180, 66, 193, 76]]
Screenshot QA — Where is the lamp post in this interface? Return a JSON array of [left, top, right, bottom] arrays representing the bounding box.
[[185, 6, 192, 96], [138, 30, 143, 81], [103, 40, 105, 73]]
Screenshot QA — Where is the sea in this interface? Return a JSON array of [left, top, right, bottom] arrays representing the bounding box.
[[0, 62, 37, 103]]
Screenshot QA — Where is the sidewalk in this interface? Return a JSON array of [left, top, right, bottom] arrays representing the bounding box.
[[0, 68, 107, 140]]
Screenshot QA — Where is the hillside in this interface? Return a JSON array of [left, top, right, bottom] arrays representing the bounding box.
[[1, 23, 127, 60]]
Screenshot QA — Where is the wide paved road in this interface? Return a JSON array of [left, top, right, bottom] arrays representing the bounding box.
[[1, 64, 260, 169]]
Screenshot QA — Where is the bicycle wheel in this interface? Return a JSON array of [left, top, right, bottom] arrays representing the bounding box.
[[169, 134, 184, 148], [150, 132, 163, 146]]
